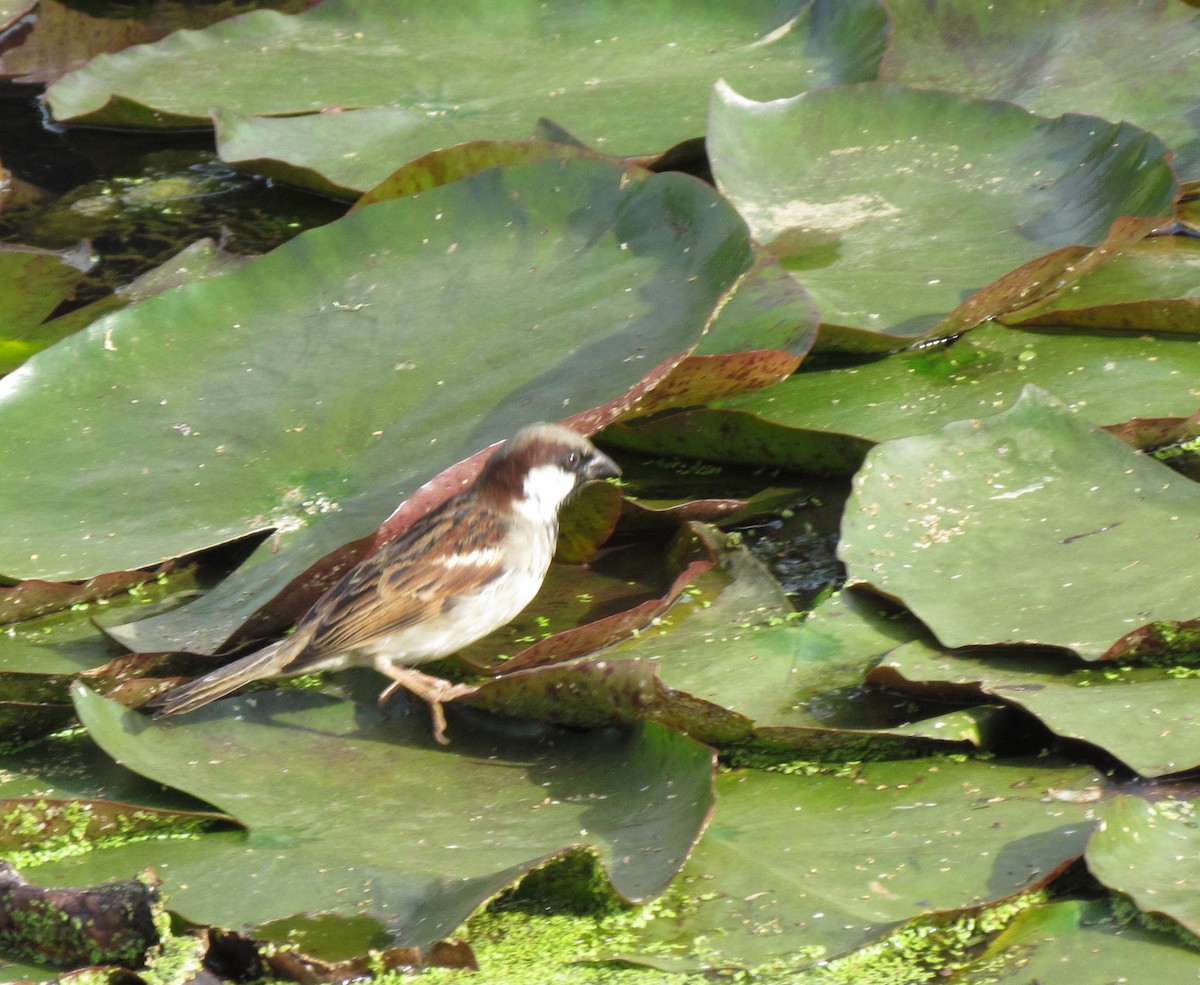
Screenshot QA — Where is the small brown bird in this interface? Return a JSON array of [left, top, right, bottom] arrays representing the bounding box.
[[152, 423, 621, 742]]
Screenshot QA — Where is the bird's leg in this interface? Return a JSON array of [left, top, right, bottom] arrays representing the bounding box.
[[375, 665, 478, 745]]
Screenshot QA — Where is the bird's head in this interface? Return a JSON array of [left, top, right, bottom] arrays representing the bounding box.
[[478, 423, 620, 523]]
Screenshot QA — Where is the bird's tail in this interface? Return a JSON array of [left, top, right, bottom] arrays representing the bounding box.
[[150, 639, 288, 717]]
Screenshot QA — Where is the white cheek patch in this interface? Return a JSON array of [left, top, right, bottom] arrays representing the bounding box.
[[514, 464, 577, 523], [438, 547, 504, 568]]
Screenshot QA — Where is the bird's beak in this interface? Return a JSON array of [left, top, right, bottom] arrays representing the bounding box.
[[587, 449, 621, 480]]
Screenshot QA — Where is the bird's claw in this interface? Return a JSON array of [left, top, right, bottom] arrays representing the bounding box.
[[377, 673, 478, 745]]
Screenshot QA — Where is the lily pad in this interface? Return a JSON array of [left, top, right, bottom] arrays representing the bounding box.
[[1087, 795, 1200, 938], [0, 159, 750, 658], [0, 242, 93, 374], [470, 530, 975, 755], [708, 82, 1176, 338], [67, 677, 715, 944], [624, 757, 1103, 969], [880, 0, 1200, 181], [1004, 236, 1200, 333], [839, 386, 1200, 660], [714, 321, 1200, 443], [47, 0, 888, 157], [872, 641, 1200, 778]]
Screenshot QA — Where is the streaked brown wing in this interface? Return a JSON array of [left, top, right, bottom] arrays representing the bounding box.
[[290, 492, 509, 663]]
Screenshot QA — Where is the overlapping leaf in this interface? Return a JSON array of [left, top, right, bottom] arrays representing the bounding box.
[[872, 641, 1200, 778], [709, 82, 1176, 339], [620, 757, 1103, 969], [46, 0, 887, 164], [0, 159, 751, 657], [880, 0, 1200, 181], [840, 386, 1200, 660], [67, 678, 714, 945]]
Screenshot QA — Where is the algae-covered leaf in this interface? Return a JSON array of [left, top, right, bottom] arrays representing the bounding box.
[[623, 757, 1102, 969]]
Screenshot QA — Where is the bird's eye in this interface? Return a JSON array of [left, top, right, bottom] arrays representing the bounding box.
[[563, 450, 581, 469]]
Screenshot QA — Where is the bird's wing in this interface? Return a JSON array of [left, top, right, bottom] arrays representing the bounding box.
[[286, 494, 509, 666]]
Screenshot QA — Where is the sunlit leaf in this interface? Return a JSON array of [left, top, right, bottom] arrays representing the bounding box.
[[840, 387, 1200, 660]]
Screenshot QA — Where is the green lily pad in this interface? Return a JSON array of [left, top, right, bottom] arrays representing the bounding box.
[[0, 159, 750, 659], [624, 757, 1102, 969], [1087, 795, 1200, 938], [47, 0, 887, 157], [709, 82, 1176, 338], [714, 322, 1200, 444], [0, 242, 93, 374], [604, 407, 873, 476], [470, 528, 977, 755], [966, 898, 1200, 983], [839, 386, 1200, 660], [1005, 236, 1200, 333], [67, 676, 715, 944], [880, 0, 1200, 182], [872, 641, 1200, 778]]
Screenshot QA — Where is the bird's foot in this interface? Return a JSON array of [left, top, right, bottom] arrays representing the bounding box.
[[376, 668, 479, 745]]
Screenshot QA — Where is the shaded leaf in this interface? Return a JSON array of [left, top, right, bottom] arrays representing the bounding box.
[[69, 678, 715, 944], [880, 0, 1200, 182], [966, 898, 1200, 984], [872, 641, 1200, 778]]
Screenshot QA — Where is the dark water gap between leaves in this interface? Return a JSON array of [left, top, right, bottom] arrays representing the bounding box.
[[0, 80, 344, 312]]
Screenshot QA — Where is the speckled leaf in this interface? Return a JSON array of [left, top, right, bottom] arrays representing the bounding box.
[[1004, 237, 1200, 333], [714, 322, 1200, 444], [47, 0, 888, 156], [622, 757, 1102, 969], [966, 898, 1200, 983], [709, 82, 1176, 338], [880, 0, 1200, 182], [872, 641, 1200, 778], [1087, 795, 1200, 936], [0, 160, 751, 660], [69, 678, 715, 944], [839, 386, 1200, 660]]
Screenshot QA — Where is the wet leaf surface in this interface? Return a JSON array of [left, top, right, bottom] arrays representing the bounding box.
[[64, 677, 715, 945], [1087, 795, 1200, 938], [840, 386, 1200, 660], [873, 641, 1200, 778], [709, 83, 1175, 338], [621, 756, 1103, 969]]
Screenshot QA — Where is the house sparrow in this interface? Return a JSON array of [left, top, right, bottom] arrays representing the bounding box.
[[151, 423, 621, 742]]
